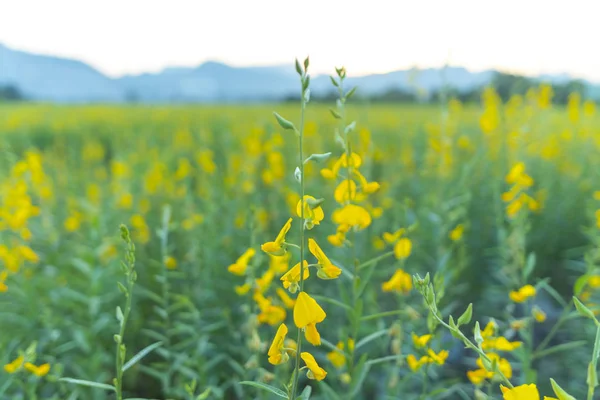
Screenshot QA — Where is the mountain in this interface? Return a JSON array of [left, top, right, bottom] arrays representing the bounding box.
[[0, 43, 124, 102], [116, 61, 299, 102], [0, 43, 598, 103]]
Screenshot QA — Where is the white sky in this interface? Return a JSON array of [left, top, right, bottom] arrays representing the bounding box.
[[1, 0, 599, 80]]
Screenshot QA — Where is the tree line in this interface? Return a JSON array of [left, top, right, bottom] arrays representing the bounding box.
[[283, 72, 592, 105]]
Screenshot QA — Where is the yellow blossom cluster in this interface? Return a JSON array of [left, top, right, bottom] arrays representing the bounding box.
[[502, 162, 540, 218], [321, 152, 380, 246]]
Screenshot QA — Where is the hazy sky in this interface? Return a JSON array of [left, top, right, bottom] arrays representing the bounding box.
[[1, 0, 598, 80]]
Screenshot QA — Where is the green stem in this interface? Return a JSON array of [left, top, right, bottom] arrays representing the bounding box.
[[290, 72, 307, 400], [357, 251, 395, 271], [535, 303, 573, 353], [587, 323, 600, 400], [340, 76, 360, 381], [420, 362, 430, 399], [115, 235, 135, 400], [159, 211, 172, 396], [423, 294, 514, 388]]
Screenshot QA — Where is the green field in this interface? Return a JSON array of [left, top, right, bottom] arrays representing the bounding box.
[[1, 82, 600, 399]]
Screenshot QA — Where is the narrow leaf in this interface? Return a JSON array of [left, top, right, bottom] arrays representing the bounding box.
[[239, 381, 287, 398], [123, 341, 163, 372], [59, 378, 115, 392]]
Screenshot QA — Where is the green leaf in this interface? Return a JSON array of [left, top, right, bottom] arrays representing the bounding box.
[[273, 112, 296, 131], [116, 306, 124, 324], [588, 361, 599, 389], [239, 381, 287, 398], [318, 381, 340, 400], [196, 388, 212, 400], [304, 152, 332, 164], [573, 296, 597, 321], [296, 385, 312, 400], [349, 354, 370, 397], [550, 378, 577, 399], [122, 341, 163, 372], [344, 121, 356, 134], [345, 86, 357, 99], [532, 340, 587, 360], [311, 295, 353, 312], [329, 108, 341, 119], [574, 274, 590, 296], [473, 321, 483, 345], [355, 329, 388, 349], [457, 303, 473, 326], [329, 76, 339, 88], [59, 378, 115, 392], [523, 252, 536, 280], [117, 282, 128, 294]]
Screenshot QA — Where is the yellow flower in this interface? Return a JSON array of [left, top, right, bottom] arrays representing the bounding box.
[[261, 218, 292, 256], [382, 269, 412, 294], [334, 179, 357, 204], [294, 291, 326, 345], [477, 353, 513, 379], [117, 193, 133, 209], [276, 288, 295, 308], [301, 352, 327, 381], [412, 333, 432, 348], [588, 275, 600, 289], [24, 362, 50, 377], [296, 195, 324, 230], [18, 246, 38, 263], [332, 204, 372, 229], [340, 152, 362, 169], [481, 321, 497, 338], [483, 336, 522, 352], [372, 237, 385, 250], [383, 228, 406, 244], [227, 248, 256, 276], [407, 354, 426, 371], [328, 231, 346, 247], [500, 384, 540, 400], [234, 283, 251, 296], [255, 270, 275, 293], [308, 238, 341, 279], [394, 238, 412, 259], [4, 355, 24, 373], [164, 256, 177, 270], [449, 224, 464, 241], [506, 162, 526, 184], [510, 319, 527, 331], [467, 368, 488, 385], [267, 323, 289, 365], [256, 297, 286, 326], [509, 285, 536, 303], [426, 349, 448, 365], [532, 306, 547, 323], [0, 271, 8, 293], [326, 342, 346, 369], [64, 215, 81, 232], [280, 261, 309, 293], [269, 253, 290, 274]]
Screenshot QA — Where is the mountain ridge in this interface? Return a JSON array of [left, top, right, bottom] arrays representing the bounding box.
[[0, 42, 596, 103]]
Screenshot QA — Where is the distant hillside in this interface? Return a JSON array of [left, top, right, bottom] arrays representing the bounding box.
[[0, 43, 123, 102], [0, 43, 598, 103], [116, 62, 299, 102]]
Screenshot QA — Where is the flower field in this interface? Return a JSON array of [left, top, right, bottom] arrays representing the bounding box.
[[1, 64, 600, 400]]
